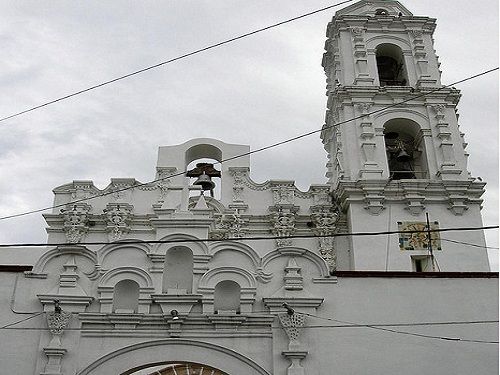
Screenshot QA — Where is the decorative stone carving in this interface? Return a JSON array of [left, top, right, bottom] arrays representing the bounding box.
[[311, 206, 339, 272], [229, 168, 249, 203], [155, 167, 176, 202], [108, 179, 136, 202], [61, 204, 91, 243], [270, 209, 296, 247], [210, 212, 248, 239], [311, 187, 331, 206], [356, 102, 372, 114], [278, 312, 306, 349], [350, 27, 364, 36], [42, 305, 72, 375], [103, 203, 133, 241], [362, 187, 385, 215], [410, 29, 424, 38], [272, 185, 295, 205], [47, 309, 72, 336], [283, 258, 303, 290], [70, 181, 97, 200]]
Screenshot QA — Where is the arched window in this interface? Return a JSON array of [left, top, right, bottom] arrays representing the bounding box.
[[376, 44, 408, 86], [383, 119, 429, 180], [163, 247, 193, 293], [214, 280, 241, 314], [113, 279, 140, 313]]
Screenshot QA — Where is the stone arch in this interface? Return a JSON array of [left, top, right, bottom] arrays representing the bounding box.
[[99, 266, 153, 288], [198, 267, 256, 314], [373, 109, 429, 124], [374, 42, 409, 86], [99, 241, 151, 267], [198, 267, 256, 289], [153, 233, 209, 256], [366, 36, 411, 50], [98, 267, 154, 314], [210, 242, 262, 269], [76, 339, 272, 375], [261, 247, 329, 277], [185, 143, 223, 166], [30, 245, 98, 278], [378, 117, 431, 180]]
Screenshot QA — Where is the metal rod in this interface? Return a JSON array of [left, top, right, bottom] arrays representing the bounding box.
[[426, 212, 436, 271]]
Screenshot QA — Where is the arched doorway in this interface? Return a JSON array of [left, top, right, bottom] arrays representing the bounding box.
[[76, 339, 271, 375], [125, 362, 227, 375]]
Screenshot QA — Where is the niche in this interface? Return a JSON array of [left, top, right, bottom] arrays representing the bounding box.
[[113, 279, 140, 313], [213, 280, 241, 314], [376, 44, 408, 86], [163, 247, 193, 294]]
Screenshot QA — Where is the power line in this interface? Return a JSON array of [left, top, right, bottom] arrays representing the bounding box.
[[0, 0, 355, 124], [302, 312, 499, 344], [0, 66, 497, 222], [1, 317, 497, 344], [0, 225, 497, 248], [0, 312, 43, 329], [441, 238, 499, 250]]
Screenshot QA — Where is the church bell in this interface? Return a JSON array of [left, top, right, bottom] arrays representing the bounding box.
[[396, 149, 412, 162], [193, 172, 216, 192]]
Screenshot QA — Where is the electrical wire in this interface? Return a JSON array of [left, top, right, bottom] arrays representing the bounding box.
[[1, 317, 497, 344], [0, 225, 497, 248], [441, 238, 500, 250], [0, 66, 497, 222], [0, 0, 356, 124], [0, 311, 43, 329], [302, 312, 499, 344]]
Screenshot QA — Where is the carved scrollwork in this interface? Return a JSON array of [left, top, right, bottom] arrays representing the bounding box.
[[61, 204, 91, 243], [270, 209, 296, 247], [155, 167, 176, 201], [272, 185, 295, 205], [278, 312, 306, 343], [311, 206, 339, 271], [210, 212, 248, 239], [46, 311, 72, 336], [350, 27, 364, 36], [103, 203, 133, 241]]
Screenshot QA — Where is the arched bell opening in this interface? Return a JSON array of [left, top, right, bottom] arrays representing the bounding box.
[[162, 246, 194, 294], [185, 144, 223, 200], [186, 158, 221, 200], [125, 361, 228, 375], [383, 119, 429, 180], [214, 280, 241, 314], [376, 43, 408, 87], [113, 279, 140, 313]]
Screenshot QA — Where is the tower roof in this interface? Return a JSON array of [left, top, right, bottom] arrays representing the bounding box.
[[335, 0, 413, 17]]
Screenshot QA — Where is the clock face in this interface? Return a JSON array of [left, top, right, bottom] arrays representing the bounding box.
[[398, 221, 442, 251]]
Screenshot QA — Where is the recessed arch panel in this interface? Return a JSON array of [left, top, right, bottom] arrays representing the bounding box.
[[76, 339, 272, 375]]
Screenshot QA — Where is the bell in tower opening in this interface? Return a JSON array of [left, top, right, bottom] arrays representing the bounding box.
[[376, 44, 407, 86], [384, 131, 416, 180]]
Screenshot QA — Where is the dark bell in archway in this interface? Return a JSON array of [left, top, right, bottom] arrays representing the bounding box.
[[396, 149, 412, 162], [193, 172, 215, 191], [384, 132, 399, 139]]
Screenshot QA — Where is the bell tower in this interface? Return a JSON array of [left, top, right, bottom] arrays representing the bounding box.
[[321, 0, 490, 271]]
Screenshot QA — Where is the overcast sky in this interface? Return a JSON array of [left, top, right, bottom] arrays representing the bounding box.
[[0, 0, 498, 270]]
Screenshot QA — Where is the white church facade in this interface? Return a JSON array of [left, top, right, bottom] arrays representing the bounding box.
[[0, 1, 497, 374]]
